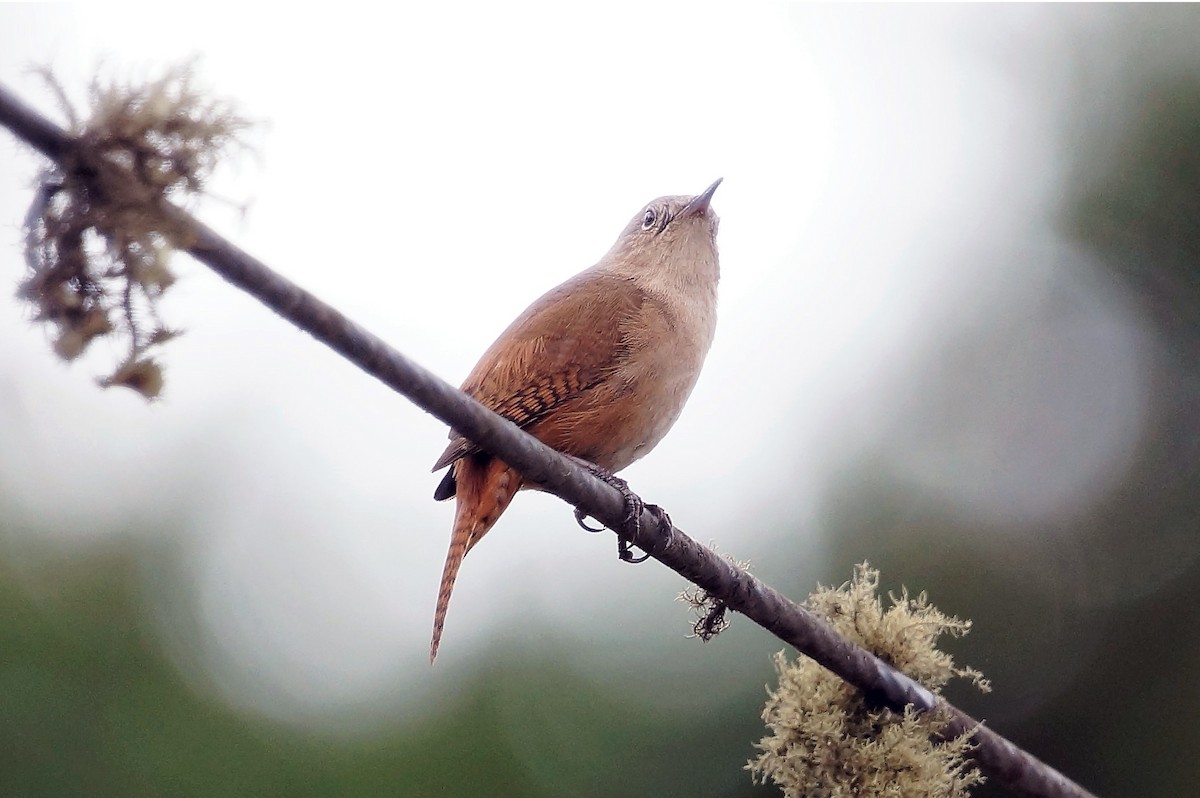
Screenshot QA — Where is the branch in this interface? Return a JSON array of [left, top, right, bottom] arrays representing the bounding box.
[[0, 81, 1097, 798]]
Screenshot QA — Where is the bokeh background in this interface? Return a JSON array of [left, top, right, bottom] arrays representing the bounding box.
[[1, 5, 1196, 796]]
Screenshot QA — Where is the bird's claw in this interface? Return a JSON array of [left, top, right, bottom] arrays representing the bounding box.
[[573, 507, 605, 533], [620, 504, 673, 563], [570, 458, 657, 563], [619, 543, 651, 564]]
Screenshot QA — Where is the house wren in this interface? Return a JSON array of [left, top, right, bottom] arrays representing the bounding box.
[[429, 179, 722, 662]]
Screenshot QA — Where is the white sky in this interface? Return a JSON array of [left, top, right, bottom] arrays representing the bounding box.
[[0, 5, 1149, 728]]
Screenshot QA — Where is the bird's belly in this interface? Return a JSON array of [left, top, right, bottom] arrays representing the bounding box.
[[535, 365, 699, 473]]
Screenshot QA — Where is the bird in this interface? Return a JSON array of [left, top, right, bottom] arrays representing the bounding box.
[[429, 179, 723, 662]]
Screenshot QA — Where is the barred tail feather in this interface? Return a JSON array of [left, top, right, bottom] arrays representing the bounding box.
[[430, 455, 521, 663]]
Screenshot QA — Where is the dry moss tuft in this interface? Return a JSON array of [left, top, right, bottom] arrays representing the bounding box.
[[749, 563, 989, 798], [19, 63, 250, 398], [678, 549, 750, 640]]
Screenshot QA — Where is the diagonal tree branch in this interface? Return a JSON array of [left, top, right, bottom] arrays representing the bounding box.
[[0, 81, 1098, 798]]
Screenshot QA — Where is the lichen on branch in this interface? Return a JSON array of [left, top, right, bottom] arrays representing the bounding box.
[[18, 63, 250, 398], [749, 563, 990, 798], [678, 547, 750, 640]]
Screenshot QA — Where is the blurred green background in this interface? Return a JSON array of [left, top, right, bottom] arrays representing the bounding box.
[[4, 5, 1200, 797]]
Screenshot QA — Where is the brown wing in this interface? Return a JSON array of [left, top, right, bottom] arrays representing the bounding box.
[[432, 269, 649, 474]]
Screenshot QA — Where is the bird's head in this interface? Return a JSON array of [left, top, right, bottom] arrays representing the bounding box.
[[604, 178, 722, 292]]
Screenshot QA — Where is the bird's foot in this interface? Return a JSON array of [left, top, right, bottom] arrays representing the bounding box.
[[644, 503, 673, 547], [569, 459, 655, 563]]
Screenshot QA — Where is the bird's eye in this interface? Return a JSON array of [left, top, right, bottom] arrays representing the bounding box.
[[641, 208, 657, 230]]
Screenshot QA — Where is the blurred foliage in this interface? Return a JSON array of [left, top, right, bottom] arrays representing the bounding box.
[[0, 547, 772, 797], [821, 468, 1200, 798], [1070, 72, 1200, 338], [814, 11, 1200, 797]]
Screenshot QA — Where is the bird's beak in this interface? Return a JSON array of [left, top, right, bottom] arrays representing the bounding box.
[[686, 177, 720, 218], [682, 178, 723, 217]]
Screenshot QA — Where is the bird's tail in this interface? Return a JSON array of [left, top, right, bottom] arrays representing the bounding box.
[[430, 455, 522, 663]]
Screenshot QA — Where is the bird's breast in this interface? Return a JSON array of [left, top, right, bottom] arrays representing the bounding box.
[[546, 289, 715, 473]]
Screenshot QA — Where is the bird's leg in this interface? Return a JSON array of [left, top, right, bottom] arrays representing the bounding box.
[[568, 457, 652, 562]]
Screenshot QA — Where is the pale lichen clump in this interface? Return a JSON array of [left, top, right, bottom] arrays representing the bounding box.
[[19, 64, 250, 398], [749, 563, 990, 798]]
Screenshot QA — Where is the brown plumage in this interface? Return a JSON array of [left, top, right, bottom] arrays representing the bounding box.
[[430, 180, 723, 662]]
